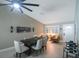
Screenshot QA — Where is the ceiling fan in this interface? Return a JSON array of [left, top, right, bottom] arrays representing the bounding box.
[[0, 0, 39, 13]]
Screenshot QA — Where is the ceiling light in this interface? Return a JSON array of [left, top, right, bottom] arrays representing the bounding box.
[[13, 3, 20, 8], [0, 0, 39, 13]]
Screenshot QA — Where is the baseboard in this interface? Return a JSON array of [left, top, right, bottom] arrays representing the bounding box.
[[0, 47, 14, 53]]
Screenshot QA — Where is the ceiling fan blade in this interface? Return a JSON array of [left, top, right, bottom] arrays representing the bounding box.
[[22, 3, 39, 6], [0, 3, 11, 6], [19, 7, 23, 13], [6, 0, 12, 2], [21, 6, 32, 12], [19, 0, 26, 2]]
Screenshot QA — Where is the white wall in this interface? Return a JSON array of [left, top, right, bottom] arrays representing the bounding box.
[[75, 0, 79, 43], [0, 6, 44, 50], [62, 24, 75, 42]]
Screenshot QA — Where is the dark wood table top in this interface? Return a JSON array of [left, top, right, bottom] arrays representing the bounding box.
[[20, 37, 41, 47], [20, 37, 42, 56]]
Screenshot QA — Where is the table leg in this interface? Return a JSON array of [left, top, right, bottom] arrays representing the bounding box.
[[66, 52, 68, 58]]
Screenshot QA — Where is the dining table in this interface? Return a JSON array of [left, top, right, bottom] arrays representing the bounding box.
[[20, 37, 42, 56]]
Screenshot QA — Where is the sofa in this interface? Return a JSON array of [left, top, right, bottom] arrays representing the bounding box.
[[50, 33, 62, 43]]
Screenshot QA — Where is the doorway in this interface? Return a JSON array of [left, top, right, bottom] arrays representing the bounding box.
[[62, 24, 74, 42]]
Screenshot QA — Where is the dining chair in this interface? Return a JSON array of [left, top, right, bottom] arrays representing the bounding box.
[[31, 39, 42, 55], [42, 35, 48, 51], [14, 40, 29, 58], [63, 41, 78, 58], [33, 35, 38, 37]]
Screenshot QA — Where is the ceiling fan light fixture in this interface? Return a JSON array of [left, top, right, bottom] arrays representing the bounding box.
[[13, 3, 20, 8], [0, 0, 39, 13]]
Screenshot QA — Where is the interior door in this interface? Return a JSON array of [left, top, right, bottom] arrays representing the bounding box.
[[62, 24, 74, 42]]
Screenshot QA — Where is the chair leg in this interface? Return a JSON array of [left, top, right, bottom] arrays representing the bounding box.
[[43, 46, 47, 52], [15, 52, 22, 58], [66, 52, 68, 58], [63, 49, 65, 58], [15, 52, 18, 57], [28, 48, 32, 56], [40, 49, 43, 54], [40, 48, 43, 53], [33, 50, 40, 56], [18, 53, 22, 58], [75, 54, 78, 58], [45, 45, 47, 49]]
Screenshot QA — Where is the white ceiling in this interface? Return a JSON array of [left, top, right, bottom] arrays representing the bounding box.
[[0, 0, 76, 24]]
